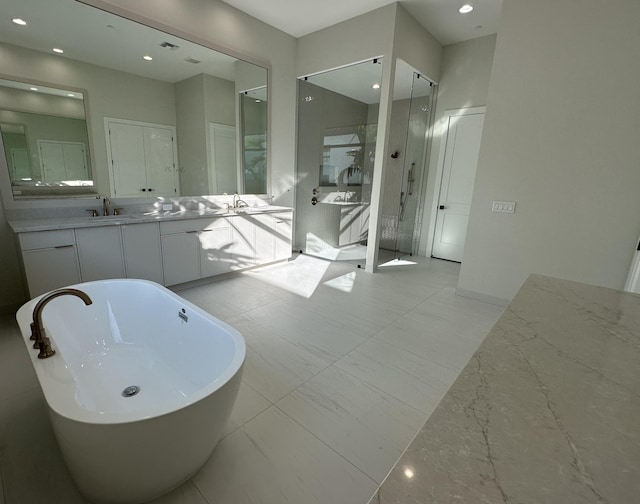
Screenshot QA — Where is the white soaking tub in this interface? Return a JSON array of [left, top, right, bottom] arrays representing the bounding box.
[[16, 279, 245, 504]]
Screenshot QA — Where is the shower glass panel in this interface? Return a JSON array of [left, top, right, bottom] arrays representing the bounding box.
[[380, 67, 435, 264], [295, 59, 383, 265]]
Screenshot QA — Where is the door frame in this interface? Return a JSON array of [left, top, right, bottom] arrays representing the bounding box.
[[425, 106, 485, 259]]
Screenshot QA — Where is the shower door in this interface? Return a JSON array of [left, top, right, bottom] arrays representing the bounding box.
[[390, 72, 435, 260], [295, 59, 382, 265]]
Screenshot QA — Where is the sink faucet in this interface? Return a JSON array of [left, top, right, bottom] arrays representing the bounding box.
[[233, 193, 248, 208], [103, 196, 111, 216], [30, 288, 93, 359]]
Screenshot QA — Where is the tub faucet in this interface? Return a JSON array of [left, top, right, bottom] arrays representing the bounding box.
[[30, 288, 93, 359]]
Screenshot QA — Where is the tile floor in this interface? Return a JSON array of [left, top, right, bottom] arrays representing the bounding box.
[[0, 255, 504, 504]]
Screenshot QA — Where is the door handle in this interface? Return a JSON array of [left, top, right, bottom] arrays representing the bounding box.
[[439, 205, 446, 210]]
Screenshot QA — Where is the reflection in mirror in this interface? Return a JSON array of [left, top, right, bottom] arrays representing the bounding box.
[[241, 87, 268, 194], [0, 79, 93, 198], [0, 0, 268, 201], [295, 58, 383, 265]]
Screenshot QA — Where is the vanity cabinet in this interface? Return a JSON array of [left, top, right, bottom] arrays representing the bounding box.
[[121, 222, 164, 284], [76, 226, 125, 281], [15, 208, 294, 294], [338, 204, 369, 246], [252, 212, 293, 264], [160, 217, 233, 286], [19, 229, 81, 297], [274, 212, 293, 261]]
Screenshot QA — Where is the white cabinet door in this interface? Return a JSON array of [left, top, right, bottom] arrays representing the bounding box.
[[108, 122, 148, 197], [230, 215, 256, 270], [121, 222, 164, 284], [161, 232, 200, 286], [22, 246, 81, 297], [144, 126, 177, 197], [273, 212, 293, 261], [253, 214, 275, 265], [76, 227, 125, 281], [199, 225, 233, 277]]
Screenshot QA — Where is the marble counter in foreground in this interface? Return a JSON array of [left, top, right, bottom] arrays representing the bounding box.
[[372, 274, 640, 503]]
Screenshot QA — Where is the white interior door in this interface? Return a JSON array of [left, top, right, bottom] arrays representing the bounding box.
[[108, 122, 147, 197], [9, 148, 30, 179], [38, 141, 88, 182], [143, 126, 178, 197], [432, 108, 485, 262], [209, 123, 237, 195]]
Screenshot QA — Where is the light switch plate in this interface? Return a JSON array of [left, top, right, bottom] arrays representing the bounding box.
[[492, 200, 516, 213]]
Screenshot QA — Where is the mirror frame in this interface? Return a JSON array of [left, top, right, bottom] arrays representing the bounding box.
[[0, 0, 272, 211]]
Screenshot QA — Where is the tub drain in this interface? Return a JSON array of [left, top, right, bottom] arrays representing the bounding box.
[[122, 385, 140, 397]]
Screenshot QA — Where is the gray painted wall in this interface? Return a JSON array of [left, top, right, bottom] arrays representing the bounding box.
[[458, 0, 640, 302]]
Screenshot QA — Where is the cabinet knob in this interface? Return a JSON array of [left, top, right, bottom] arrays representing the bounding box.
[[140, 188, 147, 192], [439, 205, 446, 210], [148, 188, 154, 192]]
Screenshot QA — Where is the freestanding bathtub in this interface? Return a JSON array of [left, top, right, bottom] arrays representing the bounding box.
[[16, 279, 245, 504]]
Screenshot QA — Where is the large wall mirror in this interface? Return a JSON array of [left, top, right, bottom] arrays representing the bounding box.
[[0, 0, 268, 201]]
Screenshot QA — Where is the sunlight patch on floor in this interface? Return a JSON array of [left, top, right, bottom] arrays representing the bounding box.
[[243, 254, 332, 298], [378, 258, 418, 267], [323, 271, 356, 293]]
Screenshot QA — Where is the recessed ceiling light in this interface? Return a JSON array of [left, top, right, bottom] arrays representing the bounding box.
[[459, 3, 474, 14], [12, 18, 27, 26], [30, 87, 38, 91], [53, 48, 64, 54], [143, 55, 153, 61], [372, 83, 381, 90]]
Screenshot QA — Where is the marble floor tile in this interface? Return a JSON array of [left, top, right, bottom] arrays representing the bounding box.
[[241, 299, 374, 361], [230, 315, 332, 402], [276, 366, 425, 483], [375, 310, 492, 373], [334, 337, 454, 414], [221, 381, 271, 438], [193, 406, 378, 504]]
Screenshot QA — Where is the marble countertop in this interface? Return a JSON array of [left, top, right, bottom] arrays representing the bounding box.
[[372, 274, 640, 503], [8, 205, 294, 233]]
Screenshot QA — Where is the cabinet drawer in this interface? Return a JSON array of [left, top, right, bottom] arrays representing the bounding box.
[[19, 229, 76, 250], [160, 216, 229, 235]]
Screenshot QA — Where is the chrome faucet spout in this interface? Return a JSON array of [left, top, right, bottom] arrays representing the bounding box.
[[30, 288, 93, 359], [103, 197, 111, 216]]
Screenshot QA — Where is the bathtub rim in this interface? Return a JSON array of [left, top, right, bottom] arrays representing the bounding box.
[[16, 278, 246, 425]]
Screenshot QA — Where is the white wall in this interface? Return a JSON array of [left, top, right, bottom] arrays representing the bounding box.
[[458, 0, 640, 303], [82, 0, 298, 207], [419, 34, 496, 256]]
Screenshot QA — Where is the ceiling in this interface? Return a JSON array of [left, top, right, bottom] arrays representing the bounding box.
[[0, 0, 244, 84], [221, 0, 503, 45]]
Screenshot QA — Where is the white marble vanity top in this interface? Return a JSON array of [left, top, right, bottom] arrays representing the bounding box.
[[373, 274, 640, 503], [8, 205, 293, 233]]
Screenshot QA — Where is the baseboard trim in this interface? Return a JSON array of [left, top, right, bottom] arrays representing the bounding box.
[[455, 287, 510, 307]]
